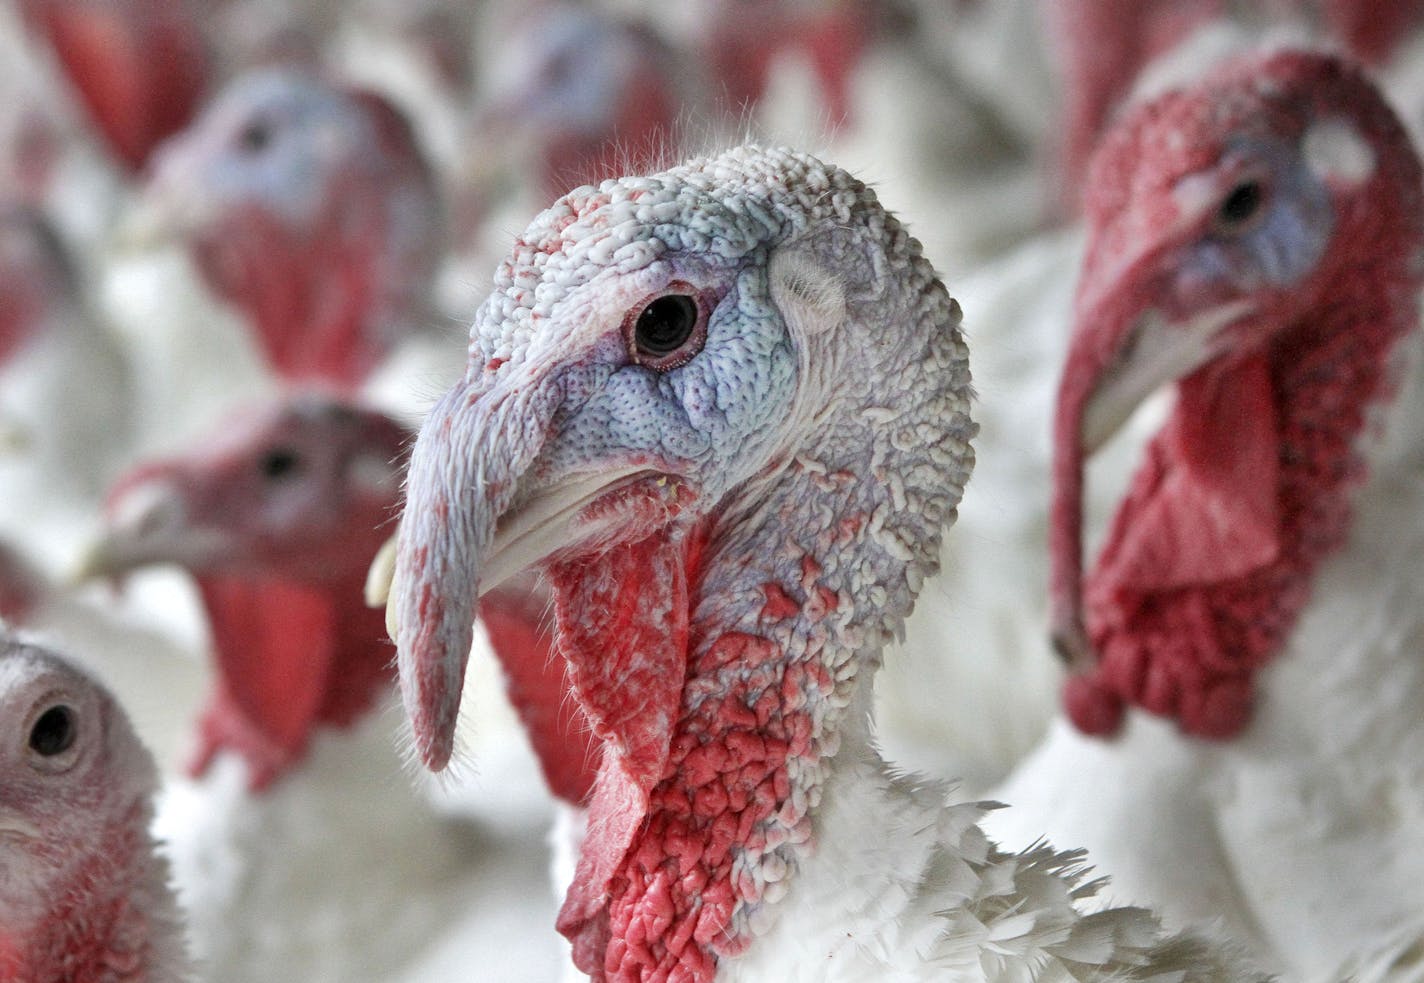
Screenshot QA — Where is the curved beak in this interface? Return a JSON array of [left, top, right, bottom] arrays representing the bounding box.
[[377, 368, 657, 772], [70, 476, 220, 586]]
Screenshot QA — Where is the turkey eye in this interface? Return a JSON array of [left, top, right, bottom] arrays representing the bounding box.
[[237, 119, 273, 155], [628, 291, 705, 370], [29, 705, 75, 757], [636, 296, 697, 355], [259, 448, 301, 479], [1215, 180, 1264, 232]]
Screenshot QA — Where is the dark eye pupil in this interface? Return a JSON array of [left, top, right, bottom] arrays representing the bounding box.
[[238, 120, 272, 154], [29, 706, 75, 757], [635, 295, 698, 357], [260, 449, 301, 479], [1219, 181, 1262, 226]]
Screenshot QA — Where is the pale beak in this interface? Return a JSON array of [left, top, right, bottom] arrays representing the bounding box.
[[69, 480, 219, 586], [373, 468, 651, 639], [1081, 298, 1255, 453]]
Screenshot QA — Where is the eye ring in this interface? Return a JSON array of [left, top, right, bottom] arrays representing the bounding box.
[[1212, 178, 1268, 236], [623, 284, 709, 371], [28, 704, 76, 759]]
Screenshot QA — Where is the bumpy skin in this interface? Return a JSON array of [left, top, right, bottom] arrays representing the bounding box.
[[0, 637, 187, 982], [389, 145, 1265, 981], [144, 70, 442, 387], [1050, 51, 1424, 737]]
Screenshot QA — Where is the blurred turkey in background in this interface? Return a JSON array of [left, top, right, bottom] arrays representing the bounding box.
[[5, 0, 1424, 979]]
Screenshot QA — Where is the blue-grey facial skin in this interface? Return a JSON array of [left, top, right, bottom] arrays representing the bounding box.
[[1184, 135, 1333, 295], [531, 252, 798, 506], [159, 70, 373, 228]]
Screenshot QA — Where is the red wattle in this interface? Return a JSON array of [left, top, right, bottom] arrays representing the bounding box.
[[191, 573, 394, 791], [479, 586, 598, 805], [1080, 295, 1409, 739], [551, 528, 700, 979], [1063, 675, 1125, 736]]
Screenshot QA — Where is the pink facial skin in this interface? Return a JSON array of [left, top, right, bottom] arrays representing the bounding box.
[[0, 638, 188, 982]]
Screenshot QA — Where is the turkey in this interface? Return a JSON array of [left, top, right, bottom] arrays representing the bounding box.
[[451, 0, 696, 272], [374, 144, 1265, 981], [80, 391, 595, 982], [0, 633, 189, 982], [985, 47, 1424, 979], [135, 67, 444, 391]]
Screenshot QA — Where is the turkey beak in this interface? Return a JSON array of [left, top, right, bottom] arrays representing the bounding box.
[[70, 474, 214, 585], [1049, 250, 1254, 669], [113, 147, 212, 254], [383, 367, 640, 772]]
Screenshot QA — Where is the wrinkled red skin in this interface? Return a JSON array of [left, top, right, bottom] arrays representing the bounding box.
[[19, 0, 211, 174], [1054, 53, 1424, 738], [551, 509, 846, 981]]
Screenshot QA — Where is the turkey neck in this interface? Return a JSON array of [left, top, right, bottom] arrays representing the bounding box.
[[553, 334, 972, 981], [3, 801, 184, 983], [1087, 220, 1422, 734]]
